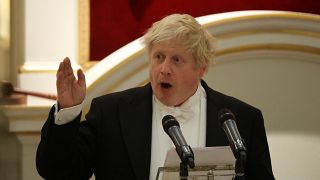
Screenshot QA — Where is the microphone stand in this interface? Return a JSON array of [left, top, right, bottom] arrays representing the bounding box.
[[234, 150, 247, 180], [179, 152, 194, 180], [179, 162, 188, 180]]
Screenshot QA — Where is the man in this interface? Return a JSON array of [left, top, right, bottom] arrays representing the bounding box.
[[36, 14, 275, 180]]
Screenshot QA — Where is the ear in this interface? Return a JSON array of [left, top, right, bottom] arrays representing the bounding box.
[[198, 66, 207, 78]]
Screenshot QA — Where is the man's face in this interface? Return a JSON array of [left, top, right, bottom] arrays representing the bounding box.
[[149, 39, 205, 106]]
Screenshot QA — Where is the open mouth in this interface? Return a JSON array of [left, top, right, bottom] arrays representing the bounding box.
[[160, 82, 172, 89]]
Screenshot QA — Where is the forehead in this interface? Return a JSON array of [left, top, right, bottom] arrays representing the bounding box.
[[151, 39, 191, 56]]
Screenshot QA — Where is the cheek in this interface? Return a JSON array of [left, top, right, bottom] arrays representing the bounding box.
[[179, 71, 201, 86], [149, 65, 157, 80]]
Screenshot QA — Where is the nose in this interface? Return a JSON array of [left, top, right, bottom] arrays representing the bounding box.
[[160, 58, 172, 75]]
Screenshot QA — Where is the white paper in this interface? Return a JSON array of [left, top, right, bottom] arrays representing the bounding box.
[[164, 146, 235, 167], [157, 146, 236, 180]]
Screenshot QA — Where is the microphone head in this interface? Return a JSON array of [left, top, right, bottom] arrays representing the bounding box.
[[218, 108, 236, 126], [162, 115, 180, 134]]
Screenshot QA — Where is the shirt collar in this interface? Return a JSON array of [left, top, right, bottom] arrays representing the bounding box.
[[154, 82, 203, 123]]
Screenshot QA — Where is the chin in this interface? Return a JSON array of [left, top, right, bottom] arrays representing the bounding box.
[[161, 97, 182, 106], [161, 100, 175, 106], [155, 95, 174, 106]]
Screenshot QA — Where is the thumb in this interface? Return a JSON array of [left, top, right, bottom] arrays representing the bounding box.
[[77, 69, 86, 88]]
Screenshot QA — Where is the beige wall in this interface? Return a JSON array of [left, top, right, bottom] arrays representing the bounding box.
[[204, 51, 320, 179], [0, 42, 10, 82], [0, 0, 10, 82], [0, 120, 20, 180]]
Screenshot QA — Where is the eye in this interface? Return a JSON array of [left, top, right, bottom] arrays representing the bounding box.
[[172, 56, 182, 65], [153, 53, 164, 62]]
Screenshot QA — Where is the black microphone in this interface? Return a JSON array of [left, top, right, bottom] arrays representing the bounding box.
[[162, 115, 195, 168], [218, 108, 247, 158], [218, 108, 247, 176]]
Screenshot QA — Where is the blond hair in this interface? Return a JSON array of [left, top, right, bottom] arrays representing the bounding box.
[[142, 14, 216, 70]]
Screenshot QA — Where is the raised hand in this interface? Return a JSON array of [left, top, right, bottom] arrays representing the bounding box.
[[56, 57, 86, 109]]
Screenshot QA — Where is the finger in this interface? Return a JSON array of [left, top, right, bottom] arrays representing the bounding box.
[[62, 57, 68, 70], [77, 69, 86, 88], [56, 70, 65, 87], [57, 57, 69, 85], [56, 61, 63, 78], [56, 73, 67, 94], [64, 57, 74, 76], [56, 59, 66, 88]]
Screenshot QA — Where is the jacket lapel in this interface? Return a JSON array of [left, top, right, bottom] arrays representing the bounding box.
[[201, 81, 229, 147], [119, 84, 153, 180]]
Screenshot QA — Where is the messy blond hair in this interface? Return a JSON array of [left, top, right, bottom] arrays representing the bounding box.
[[142, 14, 216, 70]]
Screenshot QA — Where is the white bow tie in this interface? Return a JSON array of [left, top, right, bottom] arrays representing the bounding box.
[[160, 105, 195, 123], [155, 82, 203, 124]]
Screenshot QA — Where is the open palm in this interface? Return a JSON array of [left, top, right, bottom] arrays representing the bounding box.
[[56, 57, 86, 109]]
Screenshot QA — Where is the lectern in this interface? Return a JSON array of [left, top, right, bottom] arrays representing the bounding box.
[[156, 146, 236, 180]]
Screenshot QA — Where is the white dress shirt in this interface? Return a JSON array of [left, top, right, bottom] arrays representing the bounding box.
[[149, 83, 207, 180]]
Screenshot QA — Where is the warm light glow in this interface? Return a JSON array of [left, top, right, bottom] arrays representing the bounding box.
[[20, 62, 82, 73], [0, 0, 10, 40]]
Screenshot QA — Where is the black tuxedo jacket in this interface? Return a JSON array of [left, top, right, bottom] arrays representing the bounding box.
[[36, 81, 275, 180]]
